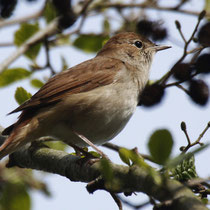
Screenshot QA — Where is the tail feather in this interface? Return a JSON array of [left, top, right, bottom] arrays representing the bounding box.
[[0, 132, 20, 160], [0, 114, 40, 160], [0, 121, 34, 160], [2, 124, 15, 136]]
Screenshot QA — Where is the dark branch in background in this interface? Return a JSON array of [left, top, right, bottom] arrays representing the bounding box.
[[0, 42, 14, 47], [44, 37, 56, 75], [0, 0, 95, 73], [0, 6, 44, 28], [93, 3, 210, 17], [159, 11, 206, 85], [2, 142, 207, 210], [117, 195, 150, 209], [110, 193, 123, 210]]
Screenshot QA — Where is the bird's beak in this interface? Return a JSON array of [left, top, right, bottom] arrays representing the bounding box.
[[151, 45, 171, 51]]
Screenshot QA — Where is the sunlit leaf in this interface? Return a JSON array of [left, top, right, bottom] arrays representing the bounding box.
[[14, 22, 42, 60], [55, 35, 70, 46], [43, 1, 58, 23], [0, 183, 31, 210], [61, 55, 69, 71], [73, 34, 109, 53], [205, 0, 210, 17], [15, 87, 32, 105], [0, 68, 31, 87], [148, 129, 173, 165], [119, 148, 131, 166], [170, 155, 198, 181], [44, 141, 67, 151], [103, 19, 110, 33], [30, 78, 44, 88], [88, 151, 101, 158], [100, 158, 113, 182]]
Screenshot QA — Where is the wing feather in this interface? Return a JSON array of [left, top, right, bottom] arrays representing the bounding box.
[[10, 57, 124, 114]]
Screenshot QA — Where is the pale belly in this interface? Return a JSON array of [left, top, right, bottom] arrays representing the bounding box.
[[40, 83, 138, 146]]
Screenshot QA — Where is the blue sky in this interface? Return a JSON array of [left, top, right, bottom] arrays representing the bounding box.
[[0, 1, 209, 210]]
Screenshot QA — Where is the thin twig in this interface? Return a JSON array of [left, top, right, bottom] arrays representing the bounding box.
[[182, 122, 210, 152], [181, 122, 191, 146], [196, 122, 210, 145], [176, 23, 187, 43], [0, 6, 44, 28], [44, 38, 56, 75], [175, 84, 190, 95], [117, 195, 150, 209], [0, 42, 14, 47], [93, 3, 210, 17], [164, 72, 198, 88], [78, 0, 95, 16], [185, 177, 210, 188], [110, 193, 123, 210], [187, 46, 205, 54], [159, 13, 203, 85], [0, 19, 59, 73]]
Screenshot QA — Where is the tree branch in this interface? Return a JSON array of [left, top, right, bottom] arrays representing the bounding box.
[[5, 143, 208, 210], [0, 19, 59, 73], [0, 7, 44, 28], [93, 3, 210, 18]]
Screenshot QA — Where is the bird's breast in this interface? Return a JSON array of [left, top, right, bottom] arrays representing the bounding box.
[[49, 81, 139, 146]]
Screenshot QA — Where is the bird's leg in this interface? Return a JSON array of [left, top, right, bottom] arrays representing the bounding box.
[[73, 130, 109, 160], [69, 143, 93, 157]]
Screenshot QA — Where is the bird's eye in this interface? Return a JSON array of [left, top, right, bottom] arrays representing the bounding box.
[[134, 41, 143, 48]]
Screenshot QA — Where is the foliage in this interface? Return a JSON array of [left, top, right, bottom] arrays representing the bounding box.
[[0, 68, 31, 87], [148, 129, 173, 165], [0, 0, 209, 210], [30, 79, 44, 89], [14, 23, 42, 60], [73, 34, 109, 53], [15, 87, 32, 105]]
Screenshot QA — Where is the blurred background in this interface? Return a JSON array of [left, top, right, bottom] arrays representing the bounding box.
[[0, 0, 209, 210]]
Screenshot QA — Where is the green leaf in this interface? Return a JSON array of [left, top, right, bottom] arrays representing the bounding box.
[[0, 183, 31, 210], [61, 55, 69, 71], [14, 23, 42, 60], [15, 87, 32, 105], [119, 148, 131, 166], [88, 151, 101, 158], [55, 35, 70, 46], [170, 155, 198, 181], [44, 141, 67, 151], [73, 34, 109, 53], [166, 143, 209, 168], [100, 158, 113, 182], [148, 129, 173, 165], [0, 68, 31, 87], [43, 1, 58, 23], [205, 0, 210, 15], [103, 19, 110, 33], [30, 78, 44, 88]]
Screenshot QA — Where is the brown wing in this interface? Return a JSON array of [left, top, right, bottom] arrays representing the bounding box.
[[10, 56, 124, 114]]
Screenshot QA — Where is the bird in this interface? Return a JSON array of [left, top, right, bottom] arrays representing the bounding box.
[[0, 32, 170, 160]]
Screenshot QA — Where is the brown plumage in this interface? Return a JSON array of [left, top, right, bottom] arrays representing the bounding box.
[[0, 32, 170, 159]]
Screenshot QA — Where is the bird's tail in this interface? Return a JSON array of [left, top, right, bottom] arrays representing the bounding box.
[[0, 132, 20, 160], [0, 122, 33, 160], [0, 128, 30, 160]]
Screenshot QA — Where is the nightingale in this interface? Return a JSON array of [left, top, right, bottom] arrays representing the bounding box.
[[0, 32, 170, 159]]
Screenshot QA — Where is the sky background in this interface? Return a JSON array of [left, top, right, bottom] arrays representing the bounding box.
[[0, 0, 209, 210]]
